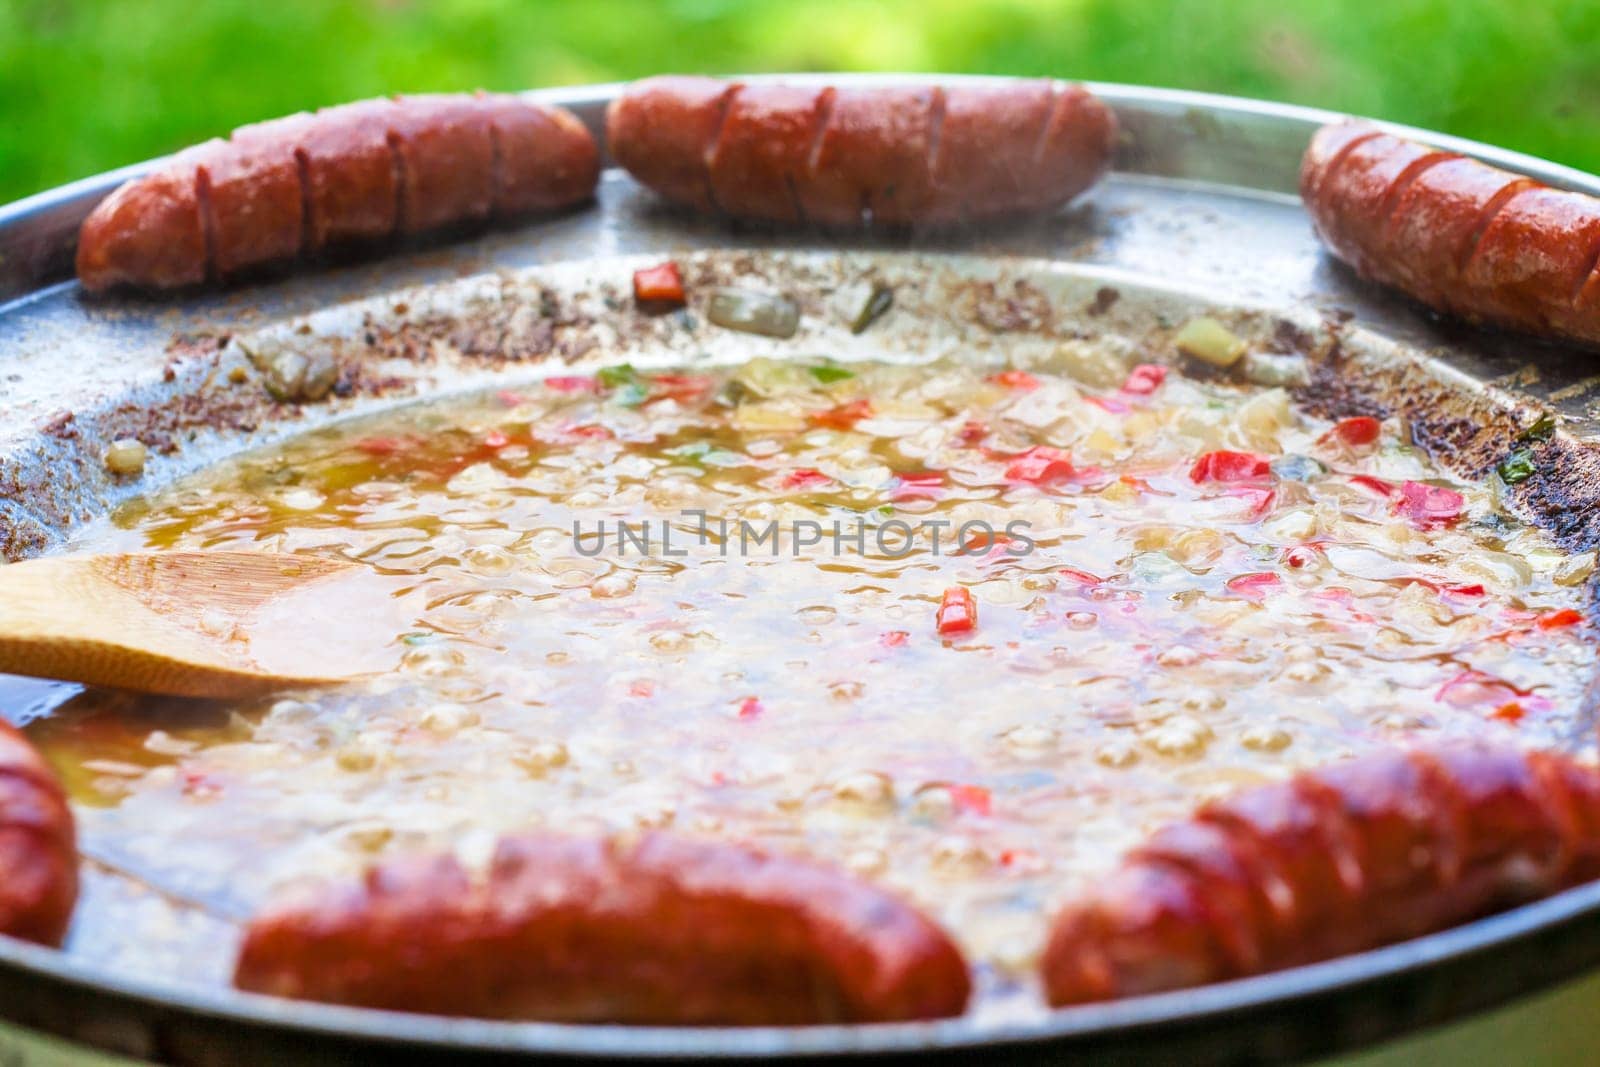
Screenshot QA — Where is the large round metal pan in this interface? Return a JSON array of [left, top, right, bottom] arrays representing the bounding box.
[[3, 77, 1600, 1064]]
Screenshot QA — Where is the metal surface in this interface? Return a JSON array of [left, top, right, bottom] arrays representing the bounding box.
[[2, 77, 1600, 1064]]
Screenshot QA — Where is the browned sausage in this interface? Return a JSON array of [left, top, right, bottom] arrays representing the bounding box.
[[1301, 122, 1600, 346], [1043, 742, 1600, 1005], [76, 93, 599, 292], [0, 720, 77, 947], [235, 831, 971, 1024], [605, 76, 1117, 227]]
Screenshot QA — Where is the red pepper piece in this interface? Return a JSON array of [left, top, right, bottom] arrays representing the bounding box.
[[1491, 702, 1526, 723], [1537, 608, 1584, 630], [1005, 446, 1075, 484], [891, 471, 945, 501], [810, 398, 873, 430], [956, 420, 990, 445], [1349, 474, 1398, 498], [1396, 480, 1465, 529], [988, 369, 1040, 390], [782, 468, 833, 490], [1223, 486, 1277, 520], [936, 587, 978, 635], [648, 373, 714, 404], [1224, 572, 1283, 600], [1084, 395, 1131, 415], [736, 697, 764, 721], [543, 376, 598, 393], [1321, 416, 1382, 448], [949, 784, 992, 817], [1283, 543, 1323, 569], [1121, 363, 1168, 395], [1189, 450, 1270, 483], [632, 261, 686, 306], [1059, 568, 1103, 586]]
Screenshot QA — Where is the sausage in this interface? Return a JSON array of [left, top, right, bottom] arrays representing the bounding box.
[[1042, 742, 1600, 1005], [0, 721, 77, 947], [234, 831, 971, 1024], [76, 92, 599, 292], [605, 76, 1117, 227], [1301, 122, 1600, 346]]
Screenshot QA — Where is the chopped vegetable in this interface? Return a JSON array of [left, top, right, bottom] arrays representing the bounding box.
[[105, 438, 147, 476], [988, 369, 1040, 391], [1270, 454, 1326, 481], [809, 398, 873, 429], [1173, 316, 1246, 367], [1537, 608, 1584, 630], [1323, 416, 1381, 448], [1189, 450, 1270, 483], [1084, 395, 1130, 415], [849, 282, 894, 334], [809, 364, 855, 384], [1224, 572, 1282, 600], [1282, 544, 1322, 568], [1349, 474, 1397, 498], [1224, 486, 1277, 520], [1497, 448, 1537, 485], [782, 468, 833, 490], [736, 697, 764, 720], [1239, 351, 1310, 387], [949, 784, 992, 817], [1396, 480, 1465, 529], [707, 289, 800, 338], [544, 376, 598, 393], [597, 364, 639, 389], [597, 364, 649, 407], [648, 373, 714, 404], [891, 471, 945, 500], [1005, 446, 1075, 485], [1120, 363, 1168, 395], [632, 261, 686, 307], [1517, 412, 1558, 443], [956, 420, 990, 445], [1058, 568, 1103, 586], [936, 587, 977, 635]]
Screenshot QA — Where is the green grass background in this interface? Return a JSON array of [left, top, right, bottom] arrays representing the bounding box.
[[2, 0, 1598, 203]]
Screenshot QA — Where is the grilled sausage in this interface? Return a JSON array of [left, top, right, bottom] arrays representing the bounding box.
[[1301, 122, 1600, 347], [76, 93, 599, 292], [606, 76, 1117, 227], [1043, 742, 1600, 1005], [0, 721, 77, 947], [235, 831, 971, 1024]]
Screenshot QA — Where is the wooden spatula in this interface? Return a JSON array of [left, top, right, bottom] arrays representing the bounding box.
[[0, 552, 404, 699]]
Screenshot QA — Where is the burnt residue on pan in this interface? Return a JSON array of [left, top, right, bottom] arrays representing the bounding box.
[[4, 249, 1600, 578]]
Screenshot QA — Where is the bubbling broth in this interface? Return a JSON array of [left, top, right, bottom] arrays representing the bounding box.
[[30, 344, 1597, 1014]]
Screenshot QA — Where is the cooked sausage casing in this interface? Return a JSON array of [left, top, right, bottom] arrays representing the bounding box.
[[1043, 742, 1600, 1005], [76, 92, 599, 292], [0, 721, 77, 947], [606, 76, 1117, 227], [1301, 122, 1600, 346], [235, 832, 972, 1024]]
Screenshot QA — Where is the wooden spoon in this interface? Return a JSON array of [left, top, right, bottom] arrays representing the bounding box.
[[0, 552, 405, 699]]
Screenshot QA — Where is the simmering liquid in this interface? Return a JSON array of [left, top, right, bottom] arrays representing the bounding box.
[[28, 347, 1596, 1015]]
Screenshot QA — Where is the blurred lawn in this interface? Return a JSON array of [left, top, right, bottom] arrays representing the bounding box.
[[2, 0, 1598, 203]]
